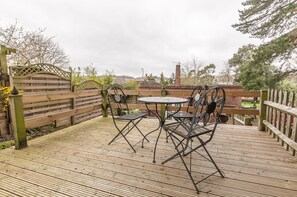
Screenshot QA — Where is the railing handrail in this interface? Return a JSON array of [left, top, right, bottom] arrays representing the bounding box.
[[264, 101, 297, 117]]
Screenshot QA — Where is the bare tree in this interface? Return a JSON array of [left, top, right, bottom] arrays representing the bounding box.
[[217, 63, 234, 85], [181, 57, 216, 85], [0, 23, 69, 67]]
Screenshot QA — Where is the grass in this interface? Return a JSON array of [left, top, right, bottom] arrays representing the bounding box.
[[0, 140, 14, 150], [241, 101, 260, 109]]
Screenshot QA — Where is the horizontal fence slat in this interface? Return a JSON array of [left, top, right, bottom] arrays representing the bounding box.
[[25, 104, 102, 129], [76, 95, 101, 102], [24, 104, 71, 115], [24, 100, 71, 108], [22, 90, 101, 103], [125, 103, 259, 116], [22, 73, 67, 79], [263, 120, 297, 151], [123, 90, 161, 96], [13, 79, 71, 84], [16, 85, 71, 90], [166, 90, 260, 98]]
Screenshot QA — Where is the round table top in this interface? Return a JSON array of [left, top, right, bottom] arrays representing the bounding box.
[[138, 97, 188, 104]]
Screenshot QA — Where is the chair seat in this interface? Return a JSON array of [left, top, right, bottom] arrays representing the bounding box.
[[163, 122, 214, 138], [169, 111, 194, 119], [116, 112, 147, 121]]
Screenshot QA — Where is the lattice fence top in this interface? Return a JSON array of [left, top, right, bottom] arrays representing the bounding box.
[[10, 63, 71, 80], [74, 80, 101, 92]]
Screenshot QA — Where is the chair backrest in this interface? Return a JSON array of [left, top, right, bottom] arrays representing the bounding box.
[[186, 85, 208, 112], [191, 86, 226, 127], [107, 84, 129, 118]]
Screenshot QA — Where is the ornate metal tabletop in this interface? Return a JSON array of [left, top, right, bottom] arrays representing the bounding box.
[[138, 97, 187, 104]]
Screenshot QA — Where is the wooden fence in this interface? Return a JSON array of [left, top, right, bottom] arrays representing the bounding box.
[[7, 72, 297, 155], [22, 90, 102, 129], [0, 63, 104, 137], [10, 64, 73, 129], [260, 89, 297, 155], [116, 88, 260, 118]]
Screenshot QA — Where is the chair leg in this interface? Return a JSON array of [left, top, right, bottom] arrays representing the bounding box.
[[200, 141, 224, 178], [162, 134, 187, 164], [109, 120, 137, 153], [108, 121, 132, 145], [167, 134, 200, 194], [131, 119, 149, 142], [164, 134, 224, 194]]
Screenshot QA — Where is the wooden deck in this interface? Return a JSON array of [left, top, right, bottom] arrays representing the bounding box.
[[0, 117, 296, 197]]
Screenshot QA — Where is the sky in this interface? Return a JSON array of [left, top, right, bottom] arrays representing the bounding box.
[[1, 0, 261, 77]]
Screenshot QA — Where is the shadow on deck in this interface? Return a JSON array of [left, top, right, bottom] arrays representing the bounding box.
[[0, 117, 296, 197]]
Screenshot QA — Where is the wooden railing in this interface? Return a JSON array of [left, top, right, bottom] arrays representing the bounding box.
[[108, 88, 260, 120], [259, 89, 297, 155]]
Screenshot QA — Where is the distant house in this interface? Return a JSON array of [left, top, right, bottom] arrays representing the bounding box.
[[113, 75, 135, 84], [139, 80, 161, 89]]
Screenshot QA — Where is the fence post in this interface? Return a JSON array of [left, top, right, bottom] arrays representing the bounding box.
[[70, 72, 76, 125], [0, 45, 16, 86], [9, 86, 27, 149], [101, 89, 108, 117], [160, 88, 167, 120], [244, 117, 252, 126], [258, 90, 268, 131]]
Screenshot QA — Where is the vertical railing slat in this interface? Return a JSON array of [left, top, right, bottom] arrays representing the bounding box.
[[276, 90, 283, 142], [279, 91, 288, 144], [272, 89, 278, 137], [290, 92, 297, 156], [267, 89, 273, 133], [285, 92, 294, 150]]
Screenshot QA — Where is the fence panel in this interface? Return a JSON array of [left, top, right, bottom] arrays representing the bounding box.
[[10, 63, 72, 128], [73, 80, 102, 124]]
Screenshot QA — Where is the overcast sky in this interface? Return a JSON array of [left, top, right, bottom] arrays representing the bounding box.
[[1, 0, 260, 77]]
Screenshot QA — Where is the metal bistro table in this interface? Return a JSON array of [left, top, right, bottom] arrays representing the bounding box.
[[138, 96, 188, 163]]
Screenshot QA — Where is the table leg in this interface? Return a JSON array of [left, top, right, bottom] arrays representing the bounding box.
[[141, 102, 182, 163], [153, 125, 163, 163]]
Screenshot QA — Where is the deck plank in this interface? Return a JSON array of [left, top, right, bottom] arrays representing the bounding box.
[[0, 117, 297, 196]]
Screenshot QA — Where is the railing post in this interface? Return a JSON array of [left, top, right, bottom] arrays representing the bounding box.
[[244, 117, 252, 126], [101, 89, 108, 117], [70, 71, 76, 125], [9, 86, 27, 149], [0, 45, 16, 86], [160, 88, 167, 120], [258, 90, 268, 131]]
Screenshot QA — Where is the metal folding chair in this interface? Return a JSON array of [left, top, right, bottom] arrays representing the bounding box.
[[108, 84, 148, 152], [169, 85, 208, 121], [163, 86, 228, 193]]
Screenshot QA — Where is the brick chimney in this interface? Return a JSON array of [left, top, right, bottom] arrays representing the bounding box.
[[175, 64, 181, 86]]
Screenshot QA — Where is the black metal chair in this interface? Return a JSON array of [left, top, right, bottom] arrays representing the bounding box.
[[169, 85, 208, 121], [163, 86, 228, 194], [107, 84, 148, 152]]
